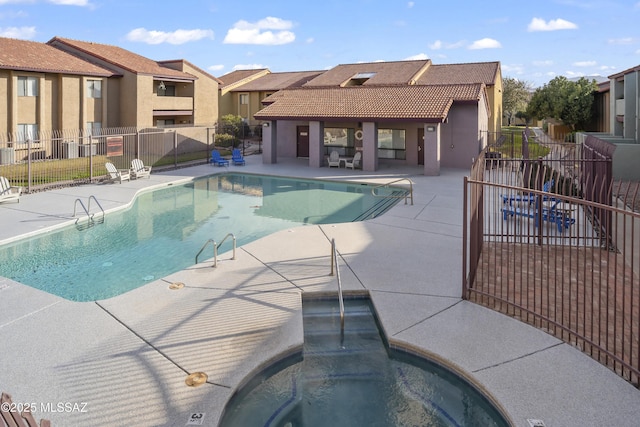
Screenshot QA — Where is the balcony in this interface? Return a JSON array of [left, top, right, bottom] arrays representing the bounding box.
[[153, 95, 193, 112]]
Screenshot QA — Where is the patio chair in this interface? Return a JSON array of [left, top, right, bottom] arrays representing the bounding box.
[[131, 158, 152, 179], [344, 152, 361, 170], [0, 176, 22, 203], [327, 150, 340, 168], [1, 392, 51, 427], [105, 162, 131, 184], [231, 149, 246, 166], [210, 150, 229, 167]]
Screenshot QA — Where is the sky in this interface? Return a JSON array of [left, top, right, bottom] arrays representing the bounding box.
[[1, 0, 639, 87]]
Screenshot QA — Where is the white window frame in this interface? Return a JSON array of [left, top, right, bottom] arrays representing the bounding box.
[[18, 76, 38, 97], [17, 123, 38, 144], [87, 80, 102, 98], [239, 93, 249, 105]]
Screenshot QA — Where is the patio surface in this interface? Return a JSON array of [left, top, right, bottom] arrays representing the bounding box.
[[1, 156, 640, 427]]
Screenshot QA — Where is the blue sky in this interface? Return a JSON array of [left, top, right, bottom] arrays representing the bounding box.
[[1, 0, 639, 87]]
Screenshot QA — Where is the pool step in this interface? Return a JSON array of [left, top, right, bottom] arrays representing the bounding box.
[[353, 189, 406, 221]]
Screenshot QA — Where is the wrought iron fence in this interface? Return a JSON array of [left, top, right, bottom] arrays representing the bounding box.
[[464, 140, 640, 388], [0, 126, 216, 192]]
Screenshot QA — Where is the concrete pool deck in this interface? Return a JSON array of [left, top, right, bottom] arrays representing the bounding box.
[[1, 157, 640, 427]]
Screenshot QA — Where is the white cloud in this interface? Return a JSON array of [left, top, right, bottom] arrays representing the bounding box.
[[408, 2, 414, 7], [126, 28, 214, 45], [233, 63, 266, 70], [573, 61, 596, 67], [429, 39, 465, 50], [608, 37, 634, 45], [468, 38, 501, 49], [224, 17, 295, 45], [502, 64, 525, 75], [0, 0, 35, 4], [0, 26, 36, 38], [532, 60, 553, 66], [208, 64, 224, 72], [527, 17, 578, 32], [306, 37, 314, 44], [429, 40, 442, 50], [48, 0, 90, 5], [405, 53, 429, 60]]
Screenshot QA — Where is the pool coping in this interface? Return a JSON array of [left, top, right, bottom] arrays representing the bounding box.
[[1, 157, 640, 427]]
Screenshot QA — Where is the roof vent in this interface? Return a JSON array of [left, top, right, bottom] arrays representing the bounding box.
[[343, 72, 376, 87]]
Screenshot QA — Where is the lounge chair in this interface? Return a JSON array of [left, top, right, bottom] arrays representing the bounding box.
[[210, 150, 230, 167], [131, 158, 152, 179], [0, 176, 22, 203], [1, 392, 51, 427], [501, 179, 554, 205], [231, 149, 246, 166], [327, 151, 340, 168], [105, 162, 131, 183], [344, 152, 361, 170], [502, 198, 575, 233]]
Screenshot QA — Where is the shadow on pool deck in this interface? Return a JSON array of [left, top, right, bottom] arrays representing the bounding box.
[[1, 157, 639, 427]]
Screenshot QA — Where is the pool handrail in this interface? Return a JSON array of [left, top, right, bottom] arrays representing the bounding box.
[[371, 178, 414, 205], [330, 238, 345, 345], [195, 233, 236, 267], [72, 195, 105, 227]]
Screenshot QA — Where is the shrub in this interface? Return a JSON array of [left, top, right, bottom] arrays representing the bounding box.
[[215, 133, 236, 148]]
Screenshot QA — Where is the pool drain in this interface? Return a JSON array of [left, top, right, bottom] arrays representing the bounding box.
[[185, 372, 208, 387], [169, 282, 185, 290]]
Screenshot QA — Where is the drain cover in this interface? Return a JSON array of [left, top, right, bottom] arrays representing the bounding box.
[[169, 282, 185, 290], [527, 420, 545, 427], [185, 372, 208, 387]]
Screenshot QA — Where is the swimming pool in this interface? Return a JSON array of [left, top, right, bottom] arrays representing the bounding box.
[[218, 296, 510, 426], [0, 173, 404, 302]]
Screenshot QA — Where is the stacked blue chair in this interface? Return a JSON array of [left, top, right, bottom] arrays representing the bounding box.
[[232, 149, 246, 166], [210, 150, 229, 167]]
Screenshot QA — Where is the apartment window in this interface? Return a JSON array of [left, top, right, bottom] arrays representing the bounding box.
[[239, 93, 249, 105], [377, 129, 406, 159], [86, 122, 102, 135], [18, 76, 38, 97], [87, 80, 102, 98], [323, 127, 355, 156], [17, 124, 38, 143]]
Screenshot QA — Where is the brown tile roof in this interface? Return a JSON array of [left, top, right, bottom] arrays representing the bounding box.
[[48, 37, 195, 81], [416, 61, 500, 86], [0, 37, 116, 77], [159, 59, 223, 83], [231, 71, 325, 92], [217, 69, 270, 88], [303, 60, 431, 87], [255, 84, 486, 122]]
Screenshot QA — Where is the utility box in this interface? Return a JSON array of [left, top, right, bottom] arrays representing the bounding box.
[[62, 141, 79, 159], [79, 144, 96, 157], [0, 147, 15, 165]]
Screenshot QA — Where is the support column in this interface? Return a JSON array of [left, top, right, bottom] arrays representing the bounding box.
[[261, 121, 277, 164], [362, 122, 377, 171], [309, 121, 324, 168], [423, 123, 441, 176]]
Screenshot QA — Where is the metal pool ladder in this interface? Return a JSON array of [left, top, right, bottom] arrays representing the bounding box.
[[195, 233, 236, 267], [371, 178, 414, 205], [73, 195, 105, 229], [330, 238, 345, 345]]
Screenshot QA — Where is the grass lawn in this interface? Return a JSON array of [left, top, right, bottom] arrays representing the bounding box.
[[494, 127, 550, 158]]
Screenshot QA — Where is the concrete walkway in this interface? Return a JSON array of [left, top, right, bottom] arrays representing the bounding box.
[[1, 157, 639, 427]]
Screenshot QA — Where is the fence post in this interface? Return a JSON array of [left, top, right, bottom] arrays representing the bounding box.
[[174, 130, 178, 168]]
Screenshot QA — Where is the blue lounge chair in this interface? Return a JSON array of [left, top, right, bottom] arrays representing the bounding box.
[[502, 198, 575, 233], [210, 150, 229, 167], [231, 149, 245, 166], [501, 179, 554, 206]]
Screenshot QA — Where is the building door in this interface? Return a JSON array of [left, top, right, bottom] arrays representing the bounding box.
[[418, 128, 424, 165], [297, 126, 310, 157]]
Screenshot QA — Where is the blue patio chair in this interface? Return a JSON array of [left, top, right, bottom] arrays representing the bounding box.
[[501, 179, 555, 206], [231, 149, 245, 166], [210, 150, 229, 167]]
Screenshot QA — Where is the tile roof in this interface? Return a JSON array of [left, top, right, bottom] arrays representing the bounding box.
[[217, 69, 270, 88], [302, 60, 432, 87], [416, 62, 500, 86], [48, 37, 195, 81], [159, 59, 223, 83], [255, 84, 486, 122], [230, 71, 325, 91], [0, 37, 116, 77]]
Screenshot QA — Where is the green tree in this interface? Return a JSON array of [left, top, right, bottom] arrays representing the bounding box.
[[502, 77, 532, 126], [527, 76, 598, 131], [219, 114, 243, 148]]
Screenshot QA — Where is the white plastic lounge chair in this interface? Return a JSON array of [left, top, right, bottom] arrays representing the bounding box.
[[0, 176, 22, 203], [131, 158, 152, 179], [105, 162, 131, 183], [327, 151, 340, 168], [345, 152, 361, 170]]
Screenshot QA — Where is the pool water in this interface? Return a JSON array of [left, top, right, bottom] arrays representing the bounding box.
[[218, 297, 510, 427], [0, 174, 404, 302]]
